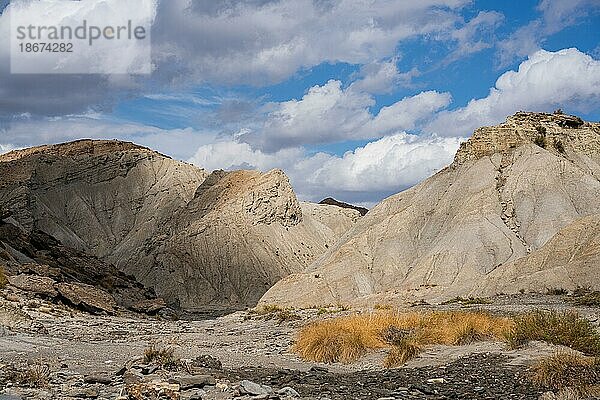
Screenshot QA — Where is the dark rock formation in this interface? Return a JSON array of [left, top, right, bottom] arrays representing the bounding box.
[[319, 197, 368, 216]]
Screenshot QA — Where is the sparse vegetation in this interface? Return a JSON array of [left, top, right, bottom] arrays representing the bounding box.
[[374, 303, 393, 310], [533, 125, 547, 148], [553, 139, 566, 154], [530, 351, 600, 392], [143, 344, 180, 370], [441, 296, 492, 305], [570, 289, 600, 307], [546, 288, 569, 296], [410, 299, 430, 307], [293, 311, 513, 366], [316, 305, 348, 315], [0, 265, 7, 289], [505, 310, 600, 356], [4, 362, 50, 388], [534, 134, 547, 148], [248, 304, 301, 323]]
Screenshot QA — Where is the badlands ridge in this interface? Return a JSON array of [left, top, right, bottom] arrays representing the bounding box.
[[0, 111, 598, 313]]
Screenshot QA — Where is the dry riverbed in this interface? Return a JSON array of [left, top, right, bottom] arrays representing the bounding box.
[[0, 293, 598, 399]]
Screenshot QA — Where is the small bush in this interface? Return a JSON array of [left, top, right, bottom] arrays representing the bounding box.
[[0, 266, 7, 289], [276, 309, 301, 323], [530, 351, 599, 391], [143, 344, 180, 370], [505, 310, 600, 356], [248, 304, 301, 323], [553, 140, 566, 154], [252, 304, 284, 314], [4, 362, 50, 388], [534, 134, 547, 148]]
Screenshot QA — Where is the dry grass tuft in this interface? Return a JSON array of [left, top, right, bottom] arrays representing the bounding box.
[[4, 362, 50, 388], [384, 339, 423, 368], [530, 351, 600, 395], [505, 310, 600, 356], [143, 344, 180, 370], [248, 304, 301, 323], [293, 311, 513, 366]]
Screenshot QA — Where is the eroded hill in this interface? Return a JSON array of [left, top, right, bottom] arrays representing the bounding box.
[[260, 112, 600, 307], [0, 140, 359, 311]]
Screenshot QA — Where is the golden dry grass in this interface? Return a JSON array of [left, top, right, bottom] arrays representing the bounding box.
[[530, 351, 600, 395], [293, 311, 513, 366]]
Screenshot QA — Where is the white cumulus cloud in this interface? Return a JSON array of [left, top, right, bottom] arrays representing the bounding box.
[[240, 80, 452, 151], [427, 48, 600, 137], [189, 133, 463, 205]]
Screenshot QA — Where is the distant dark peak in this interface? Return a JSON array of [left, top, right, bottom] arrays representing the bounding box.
[[319, 197, 368, 216]]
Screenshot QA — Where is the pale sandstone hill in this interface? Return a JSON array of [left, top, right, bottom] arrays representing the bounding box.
[[0, 140, 359, 310], [260, 112, 600, 307]]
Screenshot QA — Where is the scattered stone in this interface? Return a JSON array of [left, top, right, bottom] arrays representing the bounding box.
[[426, 378, 446, 384], [67, 387, 99, 398], [0, 301, 34, 332], [277, 386, 300, 397], [122, 369, 144, 386], [191, 354, 222, 370], [171, 374, 216, 390], [239, 379, 272, 396], [181, 389, 206, 400], [84, 374, 112, 385]]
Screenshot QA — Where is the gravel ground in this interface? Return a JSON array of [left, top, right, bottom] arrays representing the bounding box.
[[0, 293, 597, 399]]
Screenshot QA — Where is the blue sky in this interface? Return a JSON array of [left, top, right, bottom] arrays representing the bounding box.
[[1, 0, 600, 205]]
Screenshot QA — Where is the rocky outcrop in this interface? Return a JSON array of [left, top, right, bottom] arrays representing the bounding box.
[[7, 275, 57, 298], [56, 282, 116, 315], [0, 219, 156, 310], [261, 112, 600, 307], [0, 140, 360, 311], [319, 198, 369, 216]]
